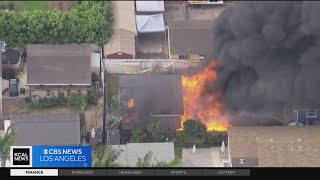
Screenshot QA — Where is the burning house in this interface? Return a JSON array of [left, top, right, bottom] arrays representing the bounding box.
[[119, 74, 184, 132], [186, 1, 320, 127]]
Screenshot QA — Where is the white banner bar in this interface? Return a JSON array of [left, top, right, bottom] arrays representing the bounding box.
[[10, 169, 59, 176]]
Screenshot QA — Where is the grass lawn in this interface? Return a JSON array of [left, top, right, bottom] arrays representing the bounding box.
[[106, 74, 120, 116], [14, 1, 49, 11]]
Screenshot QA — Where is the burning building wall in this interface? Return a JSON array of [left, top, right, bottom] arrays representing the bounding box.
[[119, 74, 183, 131], [200, 1, 320, 124]]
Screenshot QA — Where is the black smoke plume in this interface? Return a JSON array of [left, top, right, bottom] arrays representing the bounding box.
[[204, 1, 320, 123]]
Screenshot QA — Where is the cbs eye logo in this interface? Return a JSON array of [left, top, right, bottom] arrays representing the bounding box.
[[12, 148, 30, 165]]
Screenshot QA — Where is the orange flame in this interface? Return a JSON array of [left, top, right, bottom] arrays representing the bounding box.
[[179, 61, 230, 132], [127, 98, 135, 109]]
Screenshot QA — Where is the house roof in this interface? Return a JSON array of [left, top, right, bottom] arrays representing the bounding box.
[[228, 126, 320, 167], [112, 1, 137, 34], [2, 49, 21, 65], [104, 29, 136, 56], [136, 14, 166, 33], [119, 74, 184, 115], [111, 142, 175, 167], [10, 113, 80, 146], [168, 20, 214, 55], [135, 1, 165, 13], [26, 44, 91, 85]]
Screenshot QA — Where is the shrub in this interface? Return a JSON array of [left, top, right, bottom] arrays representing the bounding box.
[[68, 94, 88, 110], [174, 131, 188, 145], [130, 128, 147, 143], [24, 97, 30, 104], [87, 89, 101, 105], [57, 92, 68, 106]]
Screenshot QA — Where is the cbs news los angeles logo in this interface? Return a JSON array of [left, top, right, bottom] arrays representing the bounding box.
[[10, 146, 33, 167]]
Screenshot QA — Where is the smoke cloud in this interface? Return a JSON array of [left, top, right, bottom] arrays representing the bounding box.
[[204, 1, 320, 120]]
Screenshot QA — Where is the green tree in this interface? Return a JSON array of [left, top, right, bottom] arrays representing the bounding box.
[[130, 128, 147, 143], [136, 151, 153, 167], [175, 131, 188, 145], [92, 145, 122, 167], [203, 131, 226, 145], [147, 119, 166, 142], [183, 119, 207, 144], [0, 124, 15, 167]]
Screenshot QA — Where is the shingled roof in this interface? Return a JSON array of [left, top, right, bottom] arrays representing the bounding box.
[[228, 126, 320, 167], [168, 20, 214, 56], [104, 29, 136, 56], [11, 113, 80, 146], [26, 44, 91, 85]]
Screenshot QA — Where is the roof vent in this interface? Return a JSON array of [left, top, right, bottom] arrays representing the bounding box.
[[271, 146, 276, 151], [297, 138, 302, 142], [240, 159, 245, 164], [270, 139, 274, 142], [299, 146, 303, 150]]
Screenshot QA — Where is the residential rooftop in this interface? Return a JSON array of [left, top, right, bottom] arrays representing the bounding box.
[[228, 126, 320, 167], [168, 20, 214, 55], [26, 44, 91, 85], [10, 113, 81, 146]]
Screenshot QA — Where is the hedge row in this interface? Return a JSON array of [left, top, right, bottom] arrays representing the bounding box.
[[0, 1, 113, 48]]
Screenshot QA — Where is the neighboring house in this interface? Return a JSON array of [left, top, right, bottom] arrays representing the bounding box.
[[135, 1, 165, 14], [168, 20, 214, 61], [26, 44, 92, 98], [9, 113, 81, 146], [105, 29, 136, 59], [111, 142, 175, 167], [293, 107, 320, 125], [119, 74, 184, 132], [104, 1, 136, 59], [182, 147, 227, 167], [228, 126, 320, 167]]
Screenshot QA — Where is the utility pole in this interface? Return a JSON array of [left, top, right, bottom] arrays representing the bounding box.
[[0, 40, 6, 117], [101, 44, 107, 144]]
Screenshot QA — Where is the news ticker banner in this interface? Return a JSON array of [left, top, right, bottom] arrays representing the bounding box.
[[10, 146, 92, 168], [9, 169, 251, 176]]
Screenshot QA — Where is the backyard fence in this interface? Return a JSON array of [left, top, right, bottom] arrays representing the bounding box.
[[104, 59, 201, 74]]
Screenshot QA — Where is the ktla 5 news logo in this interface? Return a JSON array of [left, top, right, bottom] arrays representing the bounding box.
[[10, 146, 32, 167]]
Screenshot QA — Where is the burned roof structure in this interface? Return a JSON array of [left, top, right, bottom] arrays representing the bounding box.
[[119, 74, 183, 131]]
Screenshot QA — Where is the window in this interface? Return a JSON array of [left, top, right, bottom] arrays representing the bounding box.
[[307, 109, 317, 118], [179, 55, 190, 59]]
